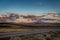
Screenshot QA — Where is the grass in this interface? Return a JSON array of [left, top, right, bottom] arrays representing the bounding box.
[[0, 23, 60, 32], [0, 23, 60, 28], [0, 29, 30, 32]]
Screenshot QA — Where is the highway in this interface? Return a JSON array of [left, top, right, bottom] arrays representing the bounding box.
[[0, 29, 60, 38]]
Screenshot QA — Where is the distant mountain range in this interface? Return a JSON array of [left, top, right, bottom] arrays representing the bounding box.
[[0, 13, 60, 23]]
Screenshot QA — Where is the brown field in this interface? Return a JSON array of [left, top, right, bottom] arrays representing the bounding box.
[[0, 23, 60, 29], [0, 23, 60, 32]]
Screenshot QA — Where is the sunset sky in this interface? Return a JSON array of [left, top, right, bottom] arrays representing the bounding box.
[[0, 0, 60, 14]]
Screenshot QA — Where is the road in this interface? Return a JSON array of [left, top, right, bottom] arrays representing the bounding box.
[[0, 29, 60, 38]]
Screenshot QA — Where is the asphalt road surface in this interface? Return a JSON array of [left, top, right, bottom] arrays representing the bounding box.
[[0, 29, 60, 38]]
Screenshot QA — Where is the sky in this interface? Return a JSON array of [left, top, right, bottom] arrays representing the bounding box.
[[0, 0, 60, 15]]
